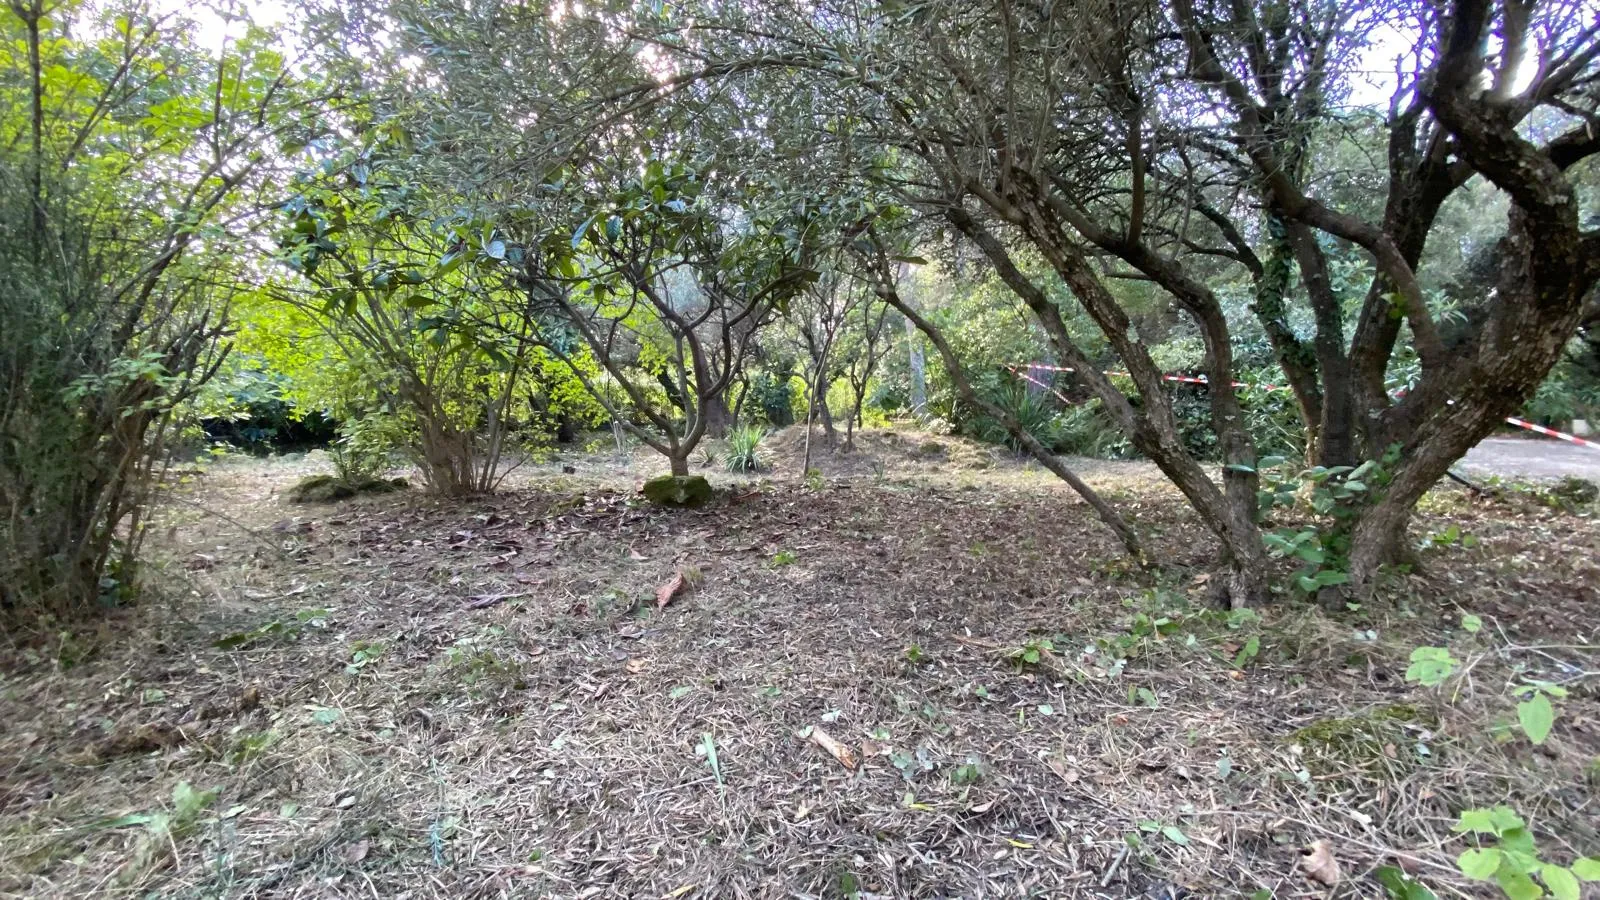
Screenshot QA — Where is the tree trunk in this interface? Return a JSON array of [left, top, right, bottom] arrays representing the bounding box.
[[703, 390, 733, 438], [669, 452, 690, 477], [869, 260, 1143, 559], [904, 321, 927, 417]]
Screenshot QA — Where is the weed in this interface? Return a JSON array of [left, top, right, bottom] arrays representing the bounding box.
[[345, 640, 386, 675], [1006, 637, 1054, 669], [215, 607, 331, 650], [1452, 806, 1599, 899]]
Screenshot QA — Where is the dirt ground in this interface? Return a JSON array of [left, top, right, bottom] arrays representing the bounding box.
[[2, 427, 1597, 899]]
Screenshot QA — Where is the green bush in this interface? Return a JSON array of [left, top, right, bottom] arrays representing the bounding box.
[[1, 179, 228, 619], [1053, 400, 1135, 458], [964, 382, 1062, 453], [723, 424, 767, 473], [748, 370, 797, 426]]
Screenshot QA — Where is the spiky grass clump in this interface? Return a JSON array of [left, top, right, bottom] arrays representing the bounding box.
[[723, 424, 767, 473]]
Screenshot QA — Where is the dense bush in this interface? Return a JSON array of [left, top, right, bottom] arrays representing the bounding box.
[[748, 370, 799, 426], [0, 179, 227, 619]]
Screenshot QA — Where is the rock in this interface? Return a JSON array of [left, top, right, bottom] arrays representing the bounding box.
[[641, 474, 713, 507], [287, 474, 408, 503]]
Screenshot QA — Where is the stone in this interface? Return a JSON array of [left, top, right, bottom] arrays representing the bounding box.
[[641, 474, 713, 507]]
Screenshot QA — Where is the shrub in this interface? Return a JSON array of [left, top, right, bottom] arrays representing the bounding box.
[[724, 425, 767, 473], [0, 177, 227, 621], [964, 383, 1062, 452], [1054, 400, 1135, 458]]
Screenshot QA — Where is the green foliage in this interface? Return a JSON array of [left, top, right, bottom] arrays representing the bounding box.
[[214, 608, 332, 650], [965, 381, 1061, 452], [749, 369, 799, 426], [1375, 866, 1439, 900], [1452, 806, 1598, 900], [1053, 399, 1136, 458], [1256, 449, 1397, 595], [723, 425, 767, 473], [1512, 681, 1566, 745], [1404, 647, 1460, 687], [1007, 638, 1055, 668]]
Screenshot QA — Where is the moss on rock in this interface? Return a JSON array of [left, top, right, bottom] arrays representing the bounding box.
[[641, 474, 713, 507]]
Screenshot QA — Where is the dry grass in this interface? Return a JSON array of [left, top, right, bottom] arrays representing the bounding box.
[[1, 430, 1596, 898]]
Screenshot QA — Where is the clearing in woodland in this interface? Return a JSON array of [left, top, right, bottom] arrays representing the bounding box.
[[1, 430, 1596, 899]]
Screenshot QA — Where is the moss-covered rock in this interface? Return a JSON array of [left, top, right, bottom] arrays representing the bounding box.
[[1549, 476, 1598, 507], [641, 474, 713, 507], [1289, 703, 1434, 776], [287, 474, 408, 503]]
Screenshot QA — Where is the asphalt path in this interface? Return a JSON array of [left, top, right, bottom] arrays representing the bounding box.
[[1457, 435, 1600, 481]]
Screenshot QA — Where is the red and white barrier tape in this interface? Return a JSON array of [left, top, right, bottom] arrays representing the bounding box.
[[1010, 363, 1600, 453], [1503, 417, 1600, 451]]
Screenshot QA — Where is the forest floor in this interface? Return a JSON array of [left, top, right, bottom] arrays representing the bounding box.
[[2, 427, 1598, 899]]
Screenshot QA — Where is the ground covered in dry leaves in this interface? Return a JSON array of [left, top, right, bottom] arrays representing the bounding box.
[[2, 428, 1597, 899]]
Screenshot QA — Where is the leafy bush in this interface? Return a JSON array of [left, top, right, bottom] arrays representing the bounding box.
[[724, 425, 767, 473], [0, 177, 227, 620], [1053, 400, 1135, 458], [748, 370, 797, 426], [330, 415, 399, 485]]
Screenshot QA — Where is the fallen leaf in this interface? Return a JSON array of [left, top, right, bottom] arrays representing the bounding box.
[[968, 797, 999, 814], [656, 571, 688, 609], [1047, 758, 1081, 784], [806, 726, 858, 770], [629, 548, 648, 561], [625, 658, 647, 675], [1301, 839, 1341, 886], [342, 839, 370, 864], [662, 886, 696, 899]]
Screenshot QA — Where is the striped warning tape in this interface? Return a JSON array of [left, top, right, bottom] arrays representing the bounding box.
[[1009, 363, 1600, 453], [1504, 417, 1600, 451]]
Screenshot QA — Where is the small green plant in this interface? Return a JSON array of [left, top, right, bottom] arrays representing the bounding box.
[[224, 730, 278, 766], [1452, 806, 1599, 899], [723, 424, 767, 473], [1513, 681, 1566, 745], [1007, 637, 1054, 668], [902, 644, 926, 666], [1256, 450, 1399, 595], [95, 781, 219, 884], [697, 732, 723, 787], [1133, 819, 1190, 846], [950, 757, 984, 786], [1404, 646, 1459, 687], [804, 467, 825, 490], [1128, 685, 1160, 708], [214, 607, 332, 650], [1374, 865, 1438, 900], [345, 640, 386, 674], [770, 549, 797, 566], [1420, 524, 1479, 551]]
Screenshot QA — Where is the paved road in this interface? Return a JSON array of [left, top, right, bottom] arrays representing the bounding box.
[[1458, 436, 1600, 481]]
